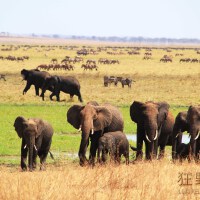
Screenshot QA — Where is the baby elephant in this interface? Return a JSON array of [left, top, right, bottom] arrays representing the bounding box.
[[14, 116, 54, 171], [177, 143, 191, 162], [97, 131, 129, 164]]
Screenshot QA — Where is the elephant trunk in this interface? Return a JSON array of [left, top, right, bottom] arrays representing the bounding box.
[[189, 128, 200, 158], [40, 87, 47, 100], [78, 119, 93, 166], [145, 127, 158, 159], [78, 134, 89, 166], [28, 137, 35, 171]]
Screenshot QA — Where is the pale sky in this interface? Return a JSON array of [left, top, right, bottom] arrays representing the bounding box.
[[1, 0, 200, 39]]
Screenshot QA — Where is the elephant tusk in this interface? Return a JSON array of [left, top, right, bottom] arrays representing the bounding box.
[[78, 125, 82, 132], [195, 131, 200, 140], [34, 145, 38, 151], [145, 134, 151, 143], [91, 128, 94, 135], [24, 144, 27, 149], [154, 130, 158, 140], [175, 133, 179, 138]]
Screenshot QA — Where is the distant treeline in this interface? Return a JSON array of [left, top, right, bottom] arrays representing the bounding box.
[[1, 32, 200, 44]]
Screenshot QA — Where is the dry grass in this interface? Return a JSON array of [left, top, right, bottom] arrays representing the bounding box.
[[0, 159, 199, 200], [1, 73, 200, 106]]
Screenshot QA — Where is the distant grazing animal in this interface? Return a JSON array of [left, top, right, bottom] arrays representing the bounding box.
[[51, 58, 58, 64], [0, 74, 6, 81], [121, 78, 133, 88]]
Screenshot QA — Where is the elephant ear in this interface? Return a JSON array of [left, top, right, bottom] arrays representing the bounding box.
[[157, 102, 170, 125], [14, 116, 27, 138], [29, 119, 44, 138], [93, 106, 112, 131], [21, 69, 29, 80], [130, 101, 144, 123], [67, 105, 83, 129]]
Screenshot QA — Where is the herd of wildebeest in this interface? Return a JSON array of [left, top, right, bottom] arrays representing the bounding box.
[[1, 44, 200, 171]]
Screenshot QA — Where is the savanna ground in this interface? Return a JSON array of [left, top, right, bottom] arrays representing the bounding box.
[[0, 37, 200, 199]]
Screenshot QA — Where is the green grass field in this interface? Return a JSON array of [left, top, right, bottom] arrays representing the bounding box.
[[0, 37, 199, 165]]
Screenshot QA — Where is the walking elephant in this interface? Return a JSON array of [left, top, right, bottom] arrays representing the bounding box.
[[21, 69, 52, 96], [130, 101, 174, 160], [67, 102, 124, 166], [40, 75, 83, 102], [186, 106, 200, 160], [14, 116, 54, 171], [97, 131, 129, 164], [172, 111, 189, 160]]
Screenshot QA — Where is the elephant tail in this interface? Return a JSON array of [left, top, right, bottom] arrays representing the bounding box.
[[49, 151, 55, 160]]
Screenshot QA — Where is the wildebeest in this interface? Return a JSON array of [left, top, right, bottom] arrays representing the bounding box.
[[121, 78, 133, 88], [0, 74, 6, 81]]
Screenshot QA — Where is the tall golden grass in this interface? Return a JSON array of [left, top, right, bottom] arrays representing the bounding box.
[[0, 159, 199, 200]]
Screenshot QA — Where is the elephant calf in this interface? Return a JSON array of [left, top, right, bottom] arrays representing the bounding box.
[[14, 116, 54, 171], [177, 143, 191, 162], [97, 131, 129, 164]]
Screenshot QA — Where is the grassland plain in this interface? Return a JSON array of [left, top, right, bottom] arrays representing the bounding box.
[[0, 37, 200, 199]]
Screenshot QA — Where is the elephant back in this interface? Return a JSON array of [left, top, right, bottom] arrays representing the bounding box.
[[104, 104, 124, 132]]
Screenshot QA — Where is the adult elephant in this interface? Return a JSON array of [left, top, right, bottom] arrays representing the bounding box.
[[67, 102, 124, 166], [187, 106, 200, 160], [172, 111, 189, 160], [14, 116, 54, 171], [21, 69, 52, 96], [130, 101, 174, 160], [40, 75, 83, 102]]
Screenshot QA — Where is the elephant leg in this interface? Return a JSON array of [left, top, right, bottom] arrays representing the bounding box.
[[56, 91, 60, 101], [21, 140, 28, 171], [102, 149, 107, 163], [50, 92, 55, 100], [158, 136, 169, 159], [23, 82, 31, 95], [97, 147, 101, 163], [35, 86, 39, 96], [136, 128, 143, 160], [38, 151, 48, 170], [158, 145, 165, 159], [89, 134, 101, 165]]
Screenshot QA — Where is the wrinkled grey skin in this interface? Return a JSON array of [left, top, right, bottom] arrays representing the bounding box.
[[187, 106, 200, 160], [130, 101, 174, 160], [67, 102, 124, 166], [97, 131, 129, 164], [172, 111, 189, 160], [14, 116, 54, 171]]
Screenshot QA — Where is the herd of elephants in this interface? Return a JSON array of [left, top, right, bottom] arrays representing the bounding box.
[[15, 68, 198, 171]]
